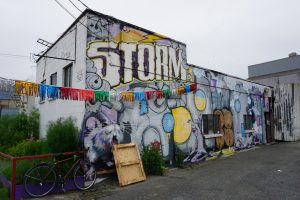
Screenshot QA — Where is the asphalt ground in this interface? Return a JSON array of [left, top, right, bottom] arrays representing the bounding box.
[[29, 141, 300, 200]]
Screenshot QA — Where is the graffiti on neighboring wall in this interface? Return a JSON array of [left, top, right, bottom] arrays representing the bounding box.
[[82, 14, 269, 167], [0, 77, 15, 94], [274, 84, 295, 141]]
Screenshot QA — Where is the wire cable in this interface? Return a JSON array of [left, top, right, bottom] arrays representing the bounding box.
[[0, 52, 29, 58], [52, 1, 266, 97], [54, 0, 77, 19], [77, 0, 90, 9], [54, 0, 100, 39], [68, 0, 83, 13]]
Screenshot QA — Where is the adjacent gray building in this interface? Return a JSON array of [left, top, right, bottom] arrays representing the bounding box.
[[248, 53, 300, 142]]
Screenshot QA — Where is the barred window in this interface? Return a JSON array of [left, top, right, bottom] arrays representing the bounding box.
[[203, 114, 220, 134], [63, 64, 72, 87], [50, 73, 57, 86], [244, 115, 253, 130]]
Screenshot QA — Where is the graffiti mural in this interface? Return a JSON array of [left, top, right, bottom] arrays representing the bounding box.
[[82, 13, 270, 168], [274, 83, 300, 141]]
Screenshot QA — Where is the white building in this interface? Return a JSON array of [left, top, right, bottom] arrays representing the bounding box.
[[36, 14, 87, 137]]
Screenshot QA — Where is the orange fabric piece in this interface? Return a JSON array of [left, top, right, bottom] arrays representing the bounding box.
[[15, 80, 39, 96]]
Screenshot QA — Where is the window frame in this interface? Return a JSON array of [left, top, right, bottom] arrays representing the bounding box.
[[243, 115, 253, 130], [50, 72, 57, 86], [63, 63, 72, 87], [202, 114, 220, 134]]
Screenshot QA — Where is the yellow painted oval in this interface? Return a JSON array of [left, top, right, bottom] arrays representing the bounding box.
[[172, 107, 192, 144]]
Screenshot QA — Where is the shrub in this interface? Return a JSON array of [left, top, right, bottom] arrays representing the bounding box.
[[175, 149, 185, 168], [7, 140, 49, 157], [46, 117, 79, 153], [3, 160, 33, 185], [27, 109, 40, 139], [0, 109, 40, 152], [0, 186, 9, 200], [142, 141, 164, 175]]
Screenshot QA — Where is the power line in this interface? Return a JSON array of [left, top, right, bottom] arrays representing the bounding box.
[[53, 1, 266, 96], [77, 0, 89, 9], [54, 0, 100, 39], [68, 0, 83, 13], [54, 0, 77, 19], [34, 54, 75, 61], [0, 52, 29, 58]]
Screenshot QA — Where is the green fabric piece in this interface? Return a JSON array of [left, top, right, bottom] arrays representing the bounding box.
[[162, 89, 171, 98], [95, 91, 109, 102]]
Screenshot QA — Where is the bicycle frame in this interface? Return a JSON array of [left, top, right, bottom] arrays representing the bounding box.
[[39, 154, 82, 184], [54, 156, 81, 181]]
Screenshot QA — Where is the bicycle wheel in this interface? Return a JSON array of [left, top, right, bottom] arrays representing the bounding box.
[[24, 164, 57, 197], [73, 161, 96, 190]]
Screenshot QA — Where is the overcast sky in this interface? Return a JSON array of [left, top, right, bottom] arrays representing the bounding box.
[[0, 0, 299, 81]]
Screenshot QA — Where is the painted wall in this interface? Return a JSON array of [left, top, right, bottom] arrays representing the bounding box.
[[36, 17, 87, 137], [274, 83, 300, 141], [82, 13, 270, 167]]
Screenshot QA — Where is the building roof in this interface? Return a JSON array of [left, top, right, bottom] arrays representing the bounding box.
[[248, 54, 300, 78], [189, 64, 271, 88], [0, 91, 12, 100], [36, 9, 186, 62]]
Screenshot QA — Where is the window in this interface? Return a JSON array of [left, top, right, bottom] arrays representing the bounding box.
[[50, 73, 57, 85], [244, 115, 253, 130], [203, 114, 220, 134], [39, 79, 46, 102], [63, 64, 72, 87]]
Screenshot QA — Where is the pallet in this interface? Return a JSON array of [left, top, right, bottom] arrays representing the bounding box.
[[112, 143, 146, 186]]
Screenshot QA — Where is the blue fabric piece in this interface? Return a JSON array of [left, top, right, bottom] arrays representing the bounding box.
[[184, 85, 191, 93], [47, 86, 60, 99], [135, 92, 145, 101], [38, 84, 47, 99], [134, 92, 140, 101], [140, 100, 148, 115]]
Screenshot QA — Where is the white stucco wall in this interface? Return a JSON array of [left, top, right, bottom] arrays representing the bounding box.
[[36, 16, 87, 138]]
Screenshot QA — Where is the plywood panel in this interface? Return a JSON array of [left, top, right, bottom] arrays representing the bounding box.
[[224, 128, 234, 147], [222, 109, 233, 129], [113, 143, 146, 186]]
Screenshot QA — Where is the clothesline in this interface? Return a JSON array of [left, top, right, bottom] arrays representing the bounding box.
[[14, 80, 198, 102]]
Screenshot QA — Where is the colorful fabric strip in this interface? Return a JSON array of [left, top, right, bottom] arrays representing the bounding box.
[[145, 91, 156, 100], [39, 84, 48, 99], [134, 92, 145, 101], [60, 87, 71, 100], [13, 80, 198, 102], [109, 91, 117, 101], [15, 80, 39, 96], [162, 89, 171, 98], [184, 85, 191, 93], [171, 89, 177, 96], [121, 91, 134, 102], [156, 90, 163, 99], [140, 100, 148, 115], [47, 86, 60, 99], [177, 87, 185, 95], [95, 91, 109, 102], [79, 89, 94, 102], [70, 88, 80, 100], [190, 83, 197, 91]]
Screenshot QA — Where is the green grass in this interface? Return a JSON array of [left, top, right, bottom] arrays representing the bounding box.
[[0, 160, 10, 173]]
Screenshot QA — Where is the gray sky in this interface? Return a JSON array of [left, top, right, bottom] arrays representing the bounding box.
[[0, 0, 300, 81]]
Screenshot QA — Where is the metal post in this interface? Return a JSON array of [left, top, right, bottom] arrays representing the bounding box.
[[11, 159, 16, 200]]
